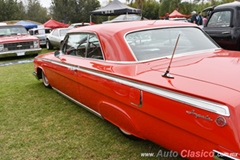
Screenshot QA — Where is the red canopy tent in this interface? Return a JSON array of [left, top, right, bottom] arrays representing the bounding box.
[[169, 10, 187, 18], [43, 19, 69, 29]]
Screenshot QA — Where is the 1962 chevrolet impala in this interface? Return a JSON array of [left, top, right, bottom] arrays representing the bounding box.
[[33, 20, 240, 160]]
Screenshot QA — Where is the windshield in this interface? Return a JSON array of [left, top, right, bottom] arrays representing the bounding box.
[[0, 26, 28, 36], [125, 27, 219, 61]]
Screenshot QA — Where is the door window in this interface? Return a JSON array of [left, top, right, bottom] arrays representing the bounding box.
[[62, 33, 103, 59], [207, 11, 231, 27]]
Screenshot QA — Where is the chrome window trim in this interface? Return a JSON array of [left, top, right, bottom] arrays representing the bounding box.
[[41, 58, 230, 117]]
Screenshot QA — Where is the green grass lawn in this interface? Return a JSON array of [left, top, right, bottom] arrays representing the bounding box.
[[0, 51, 185, 160]]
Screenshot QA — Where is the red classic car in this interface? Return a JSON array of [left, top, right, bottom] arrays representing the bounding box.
[[33, 20, 240, 160]]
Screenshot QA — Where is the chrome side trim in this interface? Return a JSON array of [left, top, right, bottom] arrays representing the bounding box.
[[52, 87, 103, 119], [76, 67, 230, 117], [41, 58, 230, 117], [213, 150, 239, 160]]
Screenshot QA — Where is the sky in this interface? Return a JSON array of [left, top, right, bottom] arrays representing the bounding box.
[[38, 0, 126, 8]]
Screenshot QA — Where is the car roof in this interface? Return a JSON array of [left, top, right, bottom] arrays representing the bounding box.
[[214, 1, 240, 10], [54, 27, 71, 30], [69, 20, 196, 36], [29, 27, 52, 30], [71, 23, 90, 25], [67, 20, 198, 62], [0, 24, 24, 27]]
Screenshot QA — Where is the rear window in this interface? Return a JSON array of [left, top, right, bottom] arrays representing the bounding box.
[[125, 27, 218, 61]]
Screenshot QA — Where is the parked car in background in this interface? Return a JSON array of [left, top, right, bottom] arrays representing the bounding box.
[[169, 18, 188, 22], [0, 22, 7, 25], [102, 14, 147, 24], [203, 1, 240, 51], [28, 27, 52, 47], [0, 24, 41, 58], [46, 28, 71, 50], [33, 20, 240, 160], [68, 22, 90, 28]]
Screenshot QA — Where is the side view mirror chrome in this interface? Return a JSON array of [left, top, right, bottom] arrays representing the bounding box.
[[54, 50, 60, 58]]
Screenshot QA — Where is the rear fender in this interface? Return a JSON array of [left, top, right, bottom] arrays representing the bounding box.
[[98, 101, 145, 139]]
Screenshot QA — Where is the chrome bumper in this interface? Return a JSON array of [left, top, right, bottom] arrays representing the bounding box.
[[0, 48, 41, 58], [33, 71, 40, 80]]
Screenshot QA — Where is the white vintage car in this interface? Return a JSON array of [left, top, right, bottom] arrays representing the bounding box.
[[28, 28, 52, 47]]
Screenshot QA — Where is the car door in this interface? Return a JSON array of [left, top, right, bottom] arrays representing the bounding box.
[[79, 33, 104, 112], [61, 32, 105, 112], [204, 10, 234, 50], [47, 35, 81, 101], [50, 29, 59, 47]]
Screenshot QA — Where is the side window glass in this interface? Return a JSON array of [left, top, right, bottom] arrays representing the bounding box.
[[52, 30, 58, 36], [76, 34, 88, 57], [238, 10, 240, 27], [62, 33, 88, 57], [62, 33, 103, 60], [29, 30, 33, 35], [86, 34, 103, 59], [207, 11, 231, 27], [45, 29, 52, 34]]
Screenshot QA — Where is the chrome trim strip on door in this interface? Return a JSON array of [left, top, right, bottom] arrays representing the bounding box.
[[42, 58, 230, 117], [79, 67, 230, 116]]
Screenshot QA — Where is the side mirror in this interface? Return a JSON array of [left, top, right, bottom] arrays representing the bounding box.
[[54, 50, 60, 58]]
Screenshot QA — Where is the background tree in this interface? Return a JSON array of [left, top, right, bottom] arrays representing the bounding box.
[[158, 0, 171, 17], [126, 0, 144, 9], [0, 0, 25, 21], [169, 0, 181, 11], [140, 0, 160, 19], [179, 2, 192, 15], [0, 0, 236, 25], [51, 0, 100, 24], [26, 0, 49, 23]]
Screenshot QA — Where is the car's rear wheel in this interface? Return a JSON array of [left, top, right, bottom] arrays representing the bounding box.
[[42, 71, 51, 88], [46, 40, 53, 50]]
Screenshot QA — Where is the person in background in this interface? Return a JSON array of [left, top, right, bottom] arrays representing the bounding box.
[[196, 12, 203, 25], [203, 16, 207, 25], [164, 13, 169, 20], [190, 11, 197, 24]]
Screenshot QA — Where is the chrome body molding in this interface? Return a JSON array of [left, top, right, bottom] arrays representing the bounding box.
[[41, 58, 230, 117], [52, 87, 103, 118], [76, 66, 230, 117]]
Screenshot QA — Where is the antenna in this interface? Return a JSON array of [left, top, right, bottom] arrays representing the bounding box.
[[162, 34, 181, 79]]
